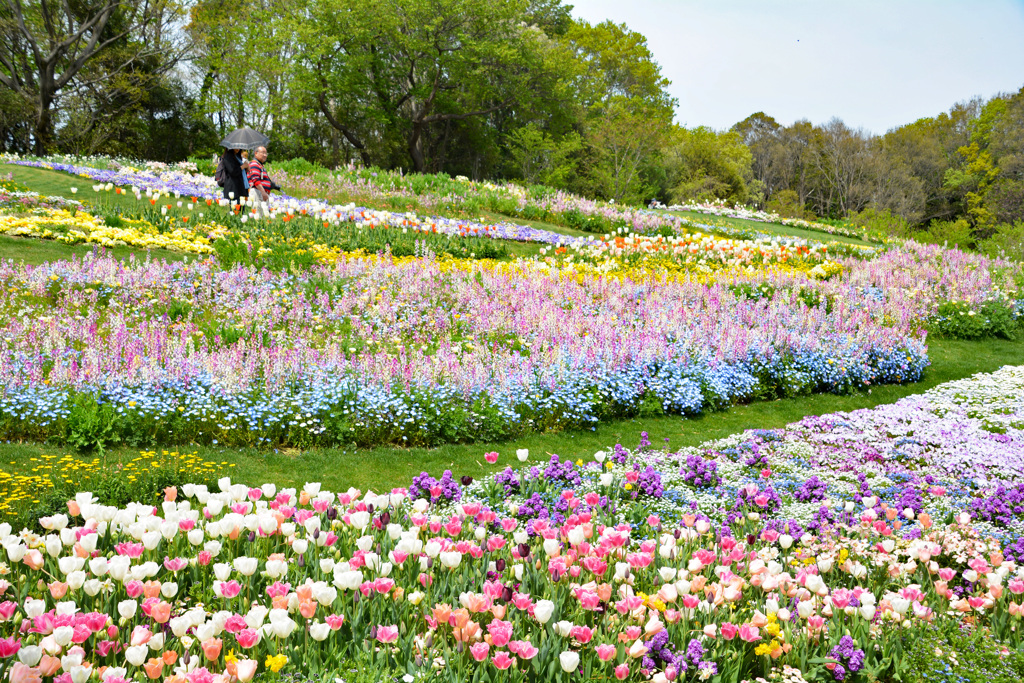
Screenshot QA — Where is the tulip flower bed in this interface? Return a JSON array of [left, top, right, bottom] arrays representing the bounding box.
[[0, 245, 931, 450], [0, 367, 1022, 683], [3, 156, 870, 262]]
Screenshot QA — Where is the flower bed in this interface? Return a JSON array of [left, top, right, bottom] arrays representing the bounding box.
[[0, 208, 228, 254], [0, 368, 1022, 683], [0, 251, 928, 449]]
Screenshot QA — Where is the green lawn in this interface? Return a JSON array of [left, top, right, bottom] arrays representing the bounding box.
[[0, 234, 196, 266], [1, 336, 1019, 502], [665, 208, 873, 247]]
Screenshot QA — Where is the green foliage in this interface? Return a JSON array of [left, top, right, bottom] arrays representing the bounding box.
[[668, 126, 753, 205], [978, 220, 1024, 262], [274, 157, 328, 176], [919, 218, 975, 250], [765, 190, 807, 219], [847, 207, 911, 239], [900, 625, 1024, 683], [930, 299, 1021, 340], [507, 124, 582, 187], [64, 394, 119, 454]]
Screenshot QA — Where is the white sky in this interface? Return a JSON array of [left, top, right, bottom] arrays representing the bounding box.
[[569, 0, 1024, 134]]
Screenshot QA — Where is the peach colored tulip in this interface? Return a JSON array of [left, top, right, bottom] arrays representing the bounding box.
[[201, 637, 222, 660], [38, 657, 61, 677], [149, 601, 172, 624], [144, 658, 164, 680], [48, 582, 68, 600], [9, 664, 41, 683], [164, 487, 177, 502], [235, 659, 258, 682], [23, 550, 44, 571], [162, 651, 178, 666], [299, 600, 316, 619], [66, 501, 81, 516]]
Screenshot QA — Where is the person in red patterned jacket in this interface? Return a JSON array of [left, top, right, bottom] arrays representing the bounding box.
[[247, 146, 272, 217]]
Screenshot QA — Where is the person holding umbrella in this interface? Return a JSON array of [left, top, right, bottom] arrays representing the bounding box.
[[220, 147, 249, 205], [218, 127, 270, 205]]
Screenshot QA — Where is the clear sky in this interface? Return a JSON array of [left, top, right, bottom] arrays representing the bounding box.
[[569, 0, 1024, 134]]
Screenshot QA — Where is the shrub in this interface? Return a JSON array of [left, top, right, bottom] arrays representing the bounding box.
[[930, 299, 1021, 340]]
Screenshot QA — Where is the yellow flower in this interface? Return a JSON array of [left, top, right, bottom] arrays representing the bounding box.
[[225, 650, 238, 665], [265, 654, 288, 672]]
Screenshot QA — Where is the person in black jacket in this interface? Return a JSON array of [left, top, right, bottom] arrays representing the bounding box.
[[220, 147, 250, 204]]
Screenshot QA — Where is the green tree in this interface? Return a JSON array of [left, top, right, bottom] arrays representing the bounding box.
[[667, 126, 753, 205], [507, 123, 581, 186], [0, 0, 188, 154], [559, 19, 676, 203], [296, 0, 549, 172]]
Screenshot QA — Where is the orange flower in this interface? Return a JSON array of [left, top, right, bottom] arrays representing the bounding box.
[[432, 604, 453, 626], [143, 658, 164, 680], [453, 620, 481, 643], [299, 600, 316, 619], [296, 584, 313, 602], [161, 651, 178, 667], [66, 500, 81, 516], [143, 581, 162, 599]]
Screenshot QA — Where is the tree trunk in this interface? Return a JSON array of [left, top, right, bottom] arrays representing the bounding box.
[[408, 120, 426, 173], [33, 96, 53, 155]]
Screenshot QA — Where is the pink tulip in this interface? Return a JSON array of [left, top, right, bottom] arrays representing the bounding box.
[[470, 642, 490, 661], [596, 643, 617, 661], [513, 641, 538, 660], [376, 625, 399, 643], [492, 651, 514, 670], [739, 624, 761, 642], [0, 636, 20, 657], [484, 452, 499, 464], [0, 602, 16, 620], [615, 664, 630, 680], [236, 629, 260, 649], [720, 623, 738, 640]]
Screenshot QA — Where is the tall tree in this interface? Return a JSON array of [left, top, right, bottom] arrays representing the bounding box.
[[0, 0, 188, 154]]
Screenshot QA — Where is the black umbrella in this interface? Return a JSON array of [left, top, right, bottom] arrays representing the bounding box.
[[220, 127, 270, 150]]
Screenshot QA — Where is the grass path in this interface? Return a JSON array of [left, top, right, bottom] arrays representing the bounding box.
[[2, 336, 1020, 498]]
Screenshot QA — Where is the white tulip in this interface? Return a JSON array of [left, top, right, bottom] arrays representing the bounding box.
[[534, 600, 555, 624], [233, 556, 258, 576], [18, 645, 43, 667], [125, 644, 149, 666], [310, 622, 331, 641], [53, 626, 74, 647], [559, 651, 580, 672]]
